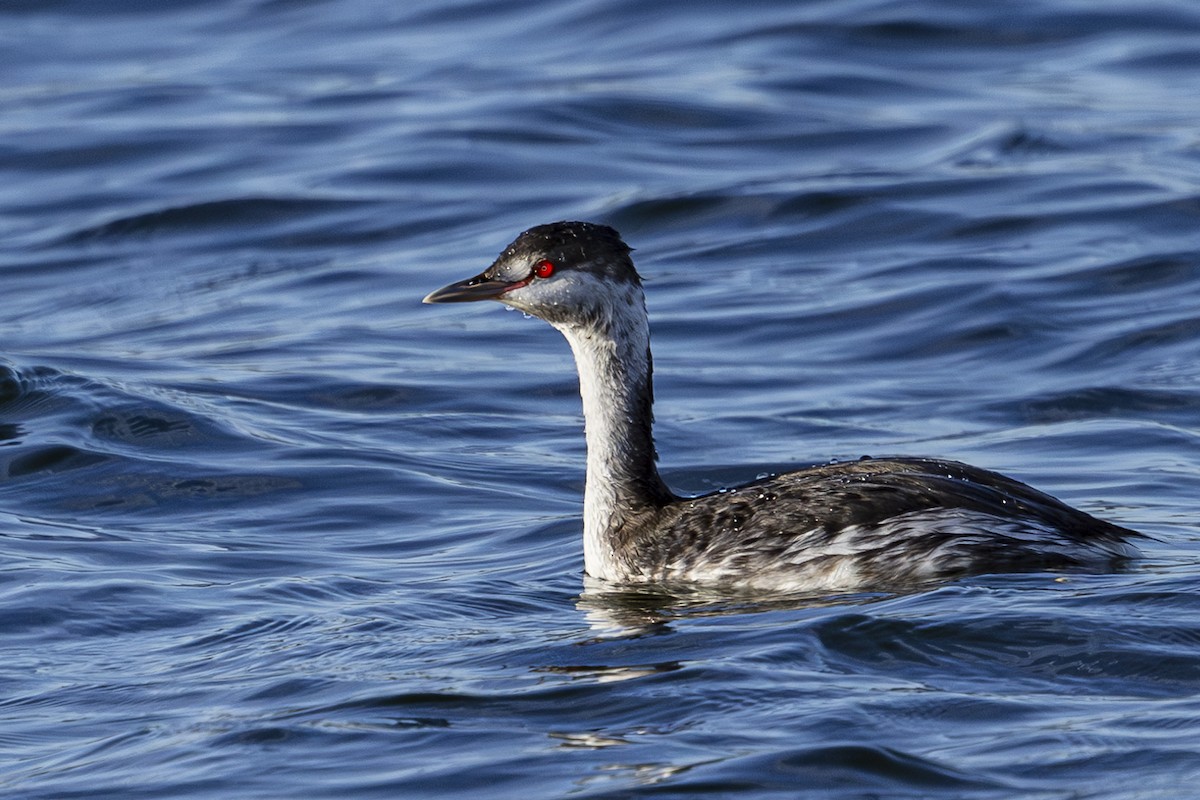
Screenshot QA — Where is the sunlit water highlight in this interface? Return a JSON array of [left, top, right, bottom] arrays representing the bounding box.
[[4, 1, 1200, 797]]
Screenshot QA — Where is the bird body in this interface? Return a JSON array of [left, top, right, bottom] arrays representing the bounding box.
[[599, 457, 1137, 591], [424, 221, 1140, 592]]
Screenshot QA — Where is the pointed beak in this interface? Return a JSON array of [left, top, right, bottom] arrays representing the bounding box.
[[422, 272, 525, 304]]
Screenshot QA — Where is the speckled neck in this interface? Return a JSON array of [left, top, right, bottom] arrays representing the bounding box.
[[550, 281, 674, 579]]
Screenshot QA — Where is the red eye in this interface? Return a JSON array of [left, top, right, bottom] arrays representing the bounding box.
[[534, 259, 555, 279]]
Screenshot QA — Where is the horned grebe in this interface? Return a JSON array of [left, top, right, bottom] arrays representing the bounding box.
[[424, 221, 1141, 592]]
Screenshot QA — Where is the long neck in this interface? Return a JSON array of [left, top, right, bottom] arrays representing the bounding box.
[[554, 292, 674, 579]]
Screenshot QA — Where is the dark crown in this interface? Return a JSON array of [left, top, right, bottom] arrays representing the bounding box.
[[497, 221, 642, 284]]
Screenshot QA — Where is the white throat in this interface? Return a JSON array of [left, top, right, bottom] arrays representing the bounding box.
[[545, 277, 668, 580]]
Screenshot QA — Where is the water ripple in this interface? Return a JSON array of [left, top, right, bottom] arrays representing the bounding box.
[[5, 0, 1200, 798]]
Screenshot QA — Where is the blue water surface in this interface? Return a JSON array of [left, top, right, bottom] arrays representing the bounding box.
[[4, 1, 1200, 797]]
